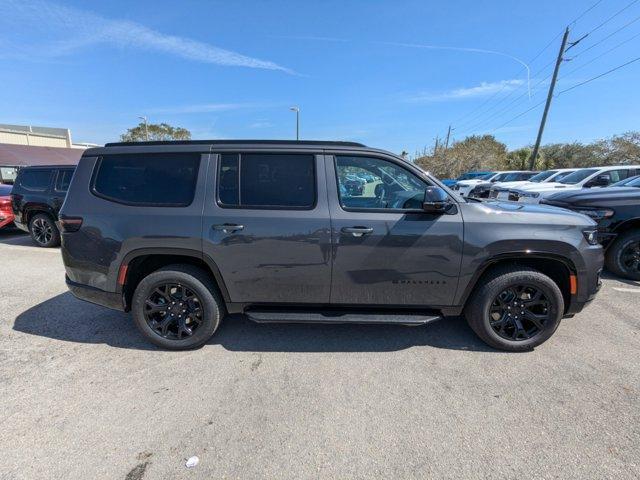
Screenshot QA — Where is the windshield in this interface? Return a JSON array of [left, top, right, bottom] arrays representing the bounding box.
[[478, 173, 495, 180], [612, 175, 640, 187], [458, 172, 488, 180], [558, 169, 598, 185], [528, 170, 557, 182], [501, 172, 529, 181]]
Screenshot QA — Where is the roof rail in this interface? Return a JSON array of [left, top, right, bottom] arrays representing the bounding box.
[[104, 139, 367, 148]]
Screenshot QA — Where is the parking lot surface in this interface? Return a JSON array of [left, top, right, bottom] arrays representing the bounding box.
[[1, 229, 639, 479]]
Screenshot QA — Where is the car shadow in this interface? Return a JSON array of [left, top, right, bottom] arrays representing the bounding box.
[[600, 271, 640, 287], [13, 292, 497, 353], [0, 228, 34, 246]]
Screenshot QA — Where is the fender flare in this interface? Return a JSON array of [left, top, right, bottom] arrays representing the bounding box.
[[117, 247, 231, 303]]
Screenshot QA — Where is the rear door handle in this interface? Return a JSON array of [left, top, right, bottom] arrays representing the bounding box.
[[213, 223, 244, 233], [341, 226, 373, 237]]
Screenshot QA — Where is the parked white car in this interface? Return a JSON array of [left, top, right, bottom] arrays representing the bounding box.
[[489, 168, 579, 200], [510, 165, 640, 203], [452, 171, 531, 198]]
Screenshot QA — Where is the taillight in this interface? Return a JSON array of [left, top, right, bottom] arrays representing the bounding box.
[[0, 196, 11, 213], [59, 216, 83, 232]]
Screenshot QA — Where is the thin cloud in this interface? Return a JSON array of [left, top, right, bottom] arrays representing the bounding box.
[[409, 79, 524, 102], [0, 0, 294, 73], [249, 121, 274, 128]]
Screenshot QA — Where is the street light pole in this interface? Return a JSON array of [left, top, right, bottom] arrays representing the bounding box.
[[289, 106, 299, 140], [138, 116, 149, 141]]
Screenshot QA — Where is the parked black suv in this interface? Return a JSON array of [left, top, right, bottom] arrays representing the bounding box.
[[542, 176, 640, 280], [12, 165, 76, 247], [60, 141, 603, 351]]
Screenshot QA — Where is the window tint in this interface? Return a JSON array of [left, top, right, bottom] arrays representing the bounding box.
[[93, 153, 199, 206], [217, 153, 315, 208], [18, 169, 52, 191], [559, 169, 598, 184], [335, 156, 428, 210], [55, 170, 74, 192]]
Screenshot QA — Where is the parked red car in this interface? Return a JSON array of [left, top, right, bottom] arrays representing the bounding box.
[[0, 184, 14, 229]]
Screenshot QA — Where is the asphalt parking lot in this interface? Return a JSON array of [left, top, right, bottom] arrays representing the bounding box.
[[0, 229, 639, 480]]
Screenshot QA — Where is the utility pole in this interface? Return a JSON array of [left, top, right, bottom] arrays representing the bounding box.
[[444, 125, 453, 149], [289, 106, 300, 140], [138, 116, 149, 141], [528, 27, 570, 170]]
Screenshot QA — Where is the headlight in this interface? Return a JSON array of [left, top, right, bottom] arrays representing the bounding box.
[[582, 229, 599, 245], [516, 191, 540, 198], [574, 208, 614, 220]]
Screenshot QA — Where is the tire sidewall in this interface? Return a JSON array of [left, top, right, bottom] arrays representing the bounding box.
[[478, 274, 563, 350], [132, 270, 220, 350], [610, 232, 640, 280]]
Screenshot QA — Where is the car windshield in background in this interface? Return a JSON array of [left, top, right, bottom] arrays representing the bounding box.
[[553, 170, 576, 182], [612, 175, 640, 187], [529, 170, 557, 182], [501, 173, 526, 182], [558, 168, 598, 184], [478, 173, 495, 180]]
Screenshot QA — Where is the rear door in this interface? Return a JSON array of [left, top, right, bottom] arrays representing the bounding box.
[[325, 153, 464, 306], [201, 150, 332, 304]]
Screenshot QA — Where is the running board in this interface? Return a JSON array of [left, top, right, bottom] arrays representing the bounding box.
[[245, 310, 443, 326]]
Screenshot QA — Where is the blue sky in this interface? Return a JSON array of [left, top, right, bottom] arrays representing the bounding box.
[[0, 0, 639, 154]]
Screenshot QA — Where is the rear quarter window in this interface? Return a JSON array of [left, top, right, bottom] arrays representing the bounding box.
[[17, 169, 53, 192], [92, 153, 200, 206]]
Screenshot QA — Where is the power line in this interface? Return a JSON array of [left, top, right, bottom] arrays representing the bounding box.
[[563, 29, 640, 77], [582, 0, 640, 36], [569, 0, 605, 26], [558, 55, 640, 94], [491, 99, 547, 133], [569, 12, 640, 59]]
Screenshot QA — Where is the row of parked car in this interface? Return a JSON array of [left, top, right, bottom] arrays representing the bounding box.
[[443, 165, 640, 280]]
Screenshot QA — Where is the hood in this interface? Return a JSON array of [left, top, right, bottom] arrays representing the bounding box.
[[476, 200, 596, 226], [491, 180, 532, 189], [455, 179, 487, 187], [543, 186, 640, 207], [515, 181, 577, 192]]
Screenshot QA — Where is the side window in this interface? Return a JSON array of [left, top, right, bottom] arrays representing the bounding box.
[[18, 169, 52, 192], [610, 169, 631, 183], [217, 153, 315, 209], [92, 153, 200, 206], [335, 156, 428, 210], [54, 170, 73, 192]]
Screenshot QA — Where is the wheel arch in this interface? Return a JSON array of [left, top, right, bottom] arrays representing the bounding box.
[[117, 248, 231, 311], [459, 253, 577, 313], [612, 218, 640, 236]]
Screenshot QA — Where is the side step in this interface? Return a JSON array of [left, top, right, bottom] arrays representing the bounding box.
[[245, 310, 443, 326]]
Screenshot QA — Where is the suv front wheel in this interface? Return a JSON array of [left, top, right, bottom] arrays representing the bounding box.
[[464, 266, 564, 352], [131, 264, 224, 350]]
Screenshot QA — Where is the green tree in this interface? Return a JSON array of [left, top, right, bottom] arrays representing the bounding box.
[[120, 122, 191, 142]]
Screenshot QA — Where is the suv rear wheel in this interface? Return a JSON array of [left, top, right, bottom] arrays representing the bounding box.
[[29, 213, 60, 248], [464, 266, 564, 351], [131, 264, 224, 350], [605, 229, 640, 280]]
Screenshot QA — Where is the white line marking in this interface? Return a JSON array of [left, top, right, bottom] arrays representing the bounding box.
[[613, 287, 640, 293]]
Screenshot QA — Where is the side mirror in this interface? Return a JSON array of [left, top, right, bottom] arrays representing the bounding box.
[[422, 186, 451, 214], [587, 174, 609, 187]]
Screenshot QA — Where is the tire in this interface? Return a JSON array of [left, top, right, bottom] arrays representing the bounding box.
[[605, 229, 640, 281], [131, 264, 224, 350], [464, 266, 564, 352], [29, 213, 60, 248]]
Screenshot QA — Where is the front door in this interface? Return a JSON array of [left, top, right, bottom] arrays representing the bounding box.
[[326, 154, 464, 306], [202, 151, 332, 304]]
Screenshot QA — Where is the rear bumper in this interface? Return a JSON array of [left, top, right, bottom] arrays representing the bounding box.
[[66, 276, 125, 311]]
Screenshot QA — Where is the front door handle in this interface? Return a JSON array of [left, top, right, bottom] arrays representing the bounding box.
[[213, 223, 244, 233], [341, 226, 373, 237]]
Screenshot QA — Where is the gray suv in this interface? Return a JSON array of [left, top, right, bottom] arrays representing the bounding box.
[[59, 140, 603, 351]]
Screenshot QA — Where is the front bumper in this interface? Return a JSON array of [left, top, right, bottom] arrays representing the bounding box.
[[66, 276, 125, 311], [565, 246, 604, 316]]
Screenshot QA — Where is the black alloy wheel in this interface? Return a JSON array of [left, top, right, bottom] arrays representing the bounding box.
[[489, 285, 550, 341], [143, 283, 204, 340], [32, 217, 53, 245], [620, 240, 640, 276]]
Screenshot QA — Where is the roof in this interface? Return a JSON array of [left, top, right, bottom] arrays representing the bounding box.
[[104, 139, 367, 147], [0, 143, 82, 167]]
